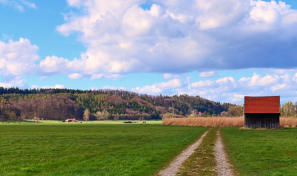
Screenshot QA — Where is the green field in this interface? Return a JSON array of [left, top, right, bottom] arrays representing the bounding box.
[[0, 120, 163, 125], [0, 123, 206, 176], [222, 128, 297, 176]]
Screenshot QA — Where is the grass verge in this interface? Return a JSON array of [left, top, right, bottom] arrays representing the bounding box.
[[221, 127, 297, 176], [0, 124, 206, 176], [177, 128, 217, 176]]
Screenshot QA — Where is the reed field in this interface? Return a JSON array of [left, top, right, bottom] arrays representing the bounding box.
[[163, 117, 297, 127]]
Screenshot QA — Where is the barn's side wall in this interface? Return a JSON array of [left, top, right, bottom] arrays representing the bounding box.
[[244, 113, 280, 128]]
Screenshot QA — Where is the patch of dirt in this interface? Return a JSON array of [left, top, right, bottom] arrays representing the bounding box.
[[157, 130, 209, 176]]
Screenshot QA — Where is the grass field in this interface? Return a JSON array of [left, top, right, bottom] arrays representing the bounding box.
[[0, 124, 206, 176], [0, 120, 163, 125], [222, 128, 297, 176]]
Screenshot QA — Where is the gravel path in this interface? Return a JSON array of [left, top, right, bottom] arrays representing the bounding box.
[[215, 130, 234, 176], [157, 130, 209, 176]]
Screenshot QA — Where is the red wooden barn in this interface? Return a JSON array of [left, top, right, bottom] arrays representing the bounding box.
[[244, 96, 280, 128]]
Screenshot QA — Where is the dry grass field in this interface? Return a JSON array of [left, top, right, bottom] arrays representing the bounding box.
[[163, 117, 297, 127]]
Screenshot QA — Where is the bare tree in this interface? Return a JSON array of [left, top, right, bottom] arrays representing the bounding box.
[[83, 109, 90, 121]]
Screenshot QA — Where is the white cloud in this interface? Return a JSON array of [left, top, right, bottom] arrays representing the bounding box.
[[0, 38, 39, 77], [32, 84, 65, 89], [239, 73, 278, 86], [52, 84, 65, 89], [132, 70, 297, 103], [68, 73, 82, 79], [271, 83, 286, 91], [216, 77, 235, 84], [54, 0, 297, 77], [195, 0, 250, 30], [0, 82, 11, 88], [190, 80, 213, 88], [39, 56, 68, 74], [163, 73, 182, 79], [90, 74, 103, 80], [199, 71, 216, 78], [0, 0, 36, 11], [0, 77, 25, 88], [163, 73, 173, 79], [133, 79, 182, 95]]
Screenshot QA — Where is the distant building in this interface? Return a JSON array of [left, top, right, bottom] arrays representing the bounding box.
[[244, 96, 280, 128], [64, 118, 79, 122]]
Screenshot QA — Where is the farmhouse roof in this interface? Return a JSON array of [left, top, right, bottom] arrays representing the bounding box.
[[244, 96, 280, 114]]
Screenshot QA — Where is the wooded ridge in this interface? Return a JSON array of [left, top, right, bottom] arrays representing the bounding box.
[[0, 87, 234, 121]]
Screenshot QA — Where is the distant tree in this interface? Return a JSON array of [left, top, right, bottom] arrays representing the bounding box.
[[95, 110, 110, 120], [33, 113, 40, 123], [227, 105, 243, 117], [281, 101, 295, 117], [188, 110, 197, 118], [220, 111, 229, 117], [161, 113, 180, 119], [83, 109, 90, 121]]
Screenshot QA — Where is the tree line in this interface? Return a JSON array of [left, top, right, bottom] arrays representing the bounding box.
[[0, 87, 231, 121]]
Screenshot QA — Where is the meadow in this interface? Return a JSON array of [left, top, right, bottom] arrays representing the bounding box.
[[0, 123, 206, 176], [222, 128, 297, 176], [0, 120, 163, 125], [1, 120, 297, 176]]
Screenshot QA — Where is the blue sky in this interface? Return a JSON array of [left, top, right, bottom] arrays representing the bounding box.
[[1, 0, 297, 104]]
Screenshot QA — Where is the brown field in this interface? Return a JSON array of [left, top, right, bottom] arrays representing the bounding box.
[[163, 117, 297, 127]]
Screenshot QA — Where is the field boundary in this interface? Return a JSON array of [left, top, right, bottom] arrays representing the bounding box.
[[157, 129, 209, 176]]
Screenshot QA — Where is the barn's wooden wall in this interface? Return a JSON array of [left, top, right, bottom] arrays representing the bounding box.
[[244, 113, 280, 128]]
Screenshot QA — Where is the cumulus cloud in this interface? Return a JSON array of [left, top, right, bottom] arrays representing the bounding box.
[[68, 73, 82, 79], [39, 56, 69, 74], [0, 38, 39, 77], [0, 0, 36, 11], [0, 77, 25, 88], [133, 79, 182, 95], [132, 70, 297, 103], [53, 0, 297, 77], [199, 71, 216, 78], [239, 73, 279, 86], [163, 73, 183, 79]]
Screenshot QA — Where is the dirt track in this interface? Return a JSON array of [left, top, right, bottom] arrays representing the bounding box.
[[215, 131, 234, 176], [157, 130, 209, 176]]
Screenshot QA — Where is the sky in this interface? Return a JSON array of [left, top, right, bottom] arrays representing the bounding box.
[[1, 0, 297, 104]]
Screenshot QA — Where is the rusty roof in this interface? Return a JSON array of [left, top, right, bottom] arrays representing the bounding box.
[[244, 96, 280, 114]]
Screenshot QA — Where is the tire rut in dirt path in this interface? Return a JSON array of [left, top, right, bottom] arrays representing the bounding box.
[[215, 130, 235, 176], [157, 130, 209, 176]]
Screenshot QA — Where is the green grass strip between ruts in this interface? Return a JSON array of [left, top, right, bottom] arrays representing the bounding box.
[[177, 128, 217, 176]]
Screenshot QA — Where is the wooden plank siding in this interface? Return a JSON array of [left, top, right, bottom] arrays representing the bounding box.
[[244, 113, 280, 128]]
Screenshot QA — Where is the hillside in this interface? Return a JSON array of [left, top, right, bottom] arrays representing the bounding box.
[[0, 88, 233, 121]]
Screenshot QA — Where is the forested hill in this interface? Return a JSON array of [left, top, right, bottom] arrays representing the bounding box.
[[0, 87, 234, 121]]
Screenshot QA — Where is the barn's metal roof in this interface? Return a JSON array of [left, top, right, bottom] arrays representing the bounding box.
[[244, 96, 280, 114]]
